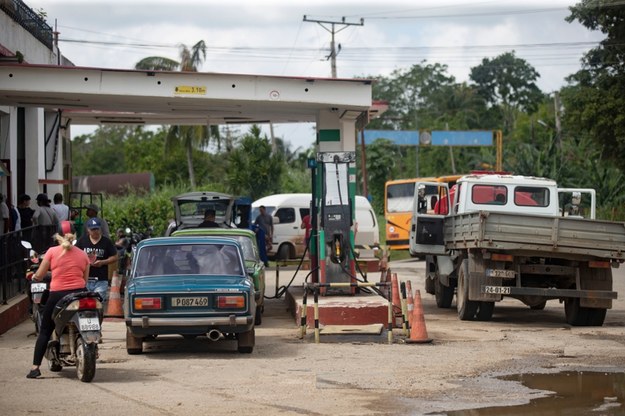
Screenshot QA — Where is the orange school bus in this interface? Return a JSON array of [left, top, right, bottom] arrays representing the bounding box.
[[384, 175, 462, 250]]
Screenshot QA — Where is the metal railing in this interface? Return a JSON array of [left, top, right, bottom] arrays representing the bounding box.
[[0, 0, 53, 49], [0, 224, 57, 304]]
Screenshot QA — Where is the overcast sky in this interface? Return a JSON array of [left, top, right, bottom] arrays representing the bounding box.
[[28, 0, 604, 149]]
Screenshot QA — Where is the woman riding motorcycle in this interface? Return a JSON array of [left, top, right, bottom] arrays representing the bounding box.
[[27, 232, 90, 379]]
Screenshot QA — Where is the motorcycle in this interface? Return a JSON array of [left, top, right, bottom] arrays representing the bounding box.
[[21, 241, 104, 382], [21, 241, 50, 335], [122, 225, 153, 272], [46, 290, 103, 382]]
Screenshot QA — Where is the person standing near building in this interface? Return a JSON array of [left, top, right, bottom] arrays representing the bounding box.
[[51, 193, 69, 221], [254, 205, 273, 266], [32, 194, 59, 229], [254, 205, 273, 242], [82, 204, 110, 238], [32, 194, 59, 252], [17, 194, 34, 230], [0, 193, 9, 235], [75, 217, 117, 302]]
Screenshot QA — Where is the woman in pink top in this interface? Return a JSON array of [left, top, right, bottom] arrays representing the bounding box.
[[26, 233, 90, 379]]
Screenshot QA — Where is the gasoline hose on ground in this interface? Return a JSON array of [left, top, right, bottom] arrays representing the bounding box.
[[265, 244, 317, 299]]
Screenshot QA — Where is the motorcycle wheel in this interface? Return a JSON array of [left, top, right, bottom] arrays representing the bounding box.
[[48, 361, 62, 372], [75, 338, 97, 382]]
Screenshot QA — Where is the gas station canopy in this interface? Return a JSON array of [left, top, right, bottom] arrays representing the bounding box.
[[0, 63, 375, 127]]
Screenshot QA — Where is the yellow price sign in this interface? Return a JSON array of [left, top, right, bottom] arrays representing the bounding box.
[[174, 85, 207, 95]]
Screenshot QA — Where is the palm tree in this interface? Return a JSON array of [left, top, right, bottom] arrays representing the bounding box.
[[135, 40, 219, 188]]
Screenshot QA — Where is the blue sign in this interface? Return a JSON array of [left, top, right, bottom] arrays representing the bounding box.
[[363, 130, 418, 146], [431, 131, 493, 146], [363, 130, 494, 146]]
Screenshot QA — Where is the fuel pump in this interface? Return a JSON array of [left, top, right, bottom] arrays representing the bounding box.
[[316, 151, 357, 295]]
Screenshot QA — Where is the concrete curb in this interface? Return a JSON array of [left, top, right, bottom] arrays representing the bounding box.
[[0, 294, 29, 336]]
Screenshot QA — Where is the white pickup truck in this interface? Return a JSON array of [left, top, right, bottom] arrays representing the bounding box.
[[409, 173, 625, 326]]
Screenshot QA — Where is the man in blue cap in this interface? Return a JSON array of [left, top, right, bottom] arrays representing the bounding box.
[[76, 217, 117, 301]]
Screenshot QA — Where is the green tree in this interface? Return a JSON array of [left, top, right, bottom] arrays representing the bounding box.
[[563, 0, 625, 172], [469, 51, 544, 133], [365, 138, 401, 213], [134, 40, 218, 188], [72, 126, 133, 175], [226, 125, 284, 200], [367, 62, 456, 131]]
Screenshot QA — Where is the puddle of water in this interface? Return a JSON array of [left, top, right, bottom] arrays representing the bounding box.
[[445, 371, 625, 416]]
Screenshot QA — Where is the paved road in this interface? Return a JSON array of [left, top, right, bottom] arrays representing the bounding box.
[[1, 259, 624, 415]]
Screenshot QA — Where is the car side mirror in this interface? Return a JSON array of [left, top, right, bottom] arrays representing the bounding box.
[[246, 266, 255, 276], [273, 217, 281, 224]]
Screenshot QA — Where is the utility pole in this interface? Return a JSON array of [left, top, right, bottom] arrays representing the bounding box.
[[554, 91, 562, 148], [303, 16, 364, 78]]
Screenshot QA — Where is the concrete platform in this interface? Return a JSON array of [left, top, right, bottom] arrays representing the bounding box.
[[286, 285, 391, 328]]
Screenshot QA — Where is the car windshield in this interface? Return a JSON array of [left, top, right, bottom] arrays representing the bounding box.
[[134, 244, 244, 277]]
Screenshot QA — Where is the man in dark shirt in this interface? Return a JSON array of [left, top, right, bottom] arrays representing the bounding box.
[[76, 217, 117, 302], [198, 209, 219, 228]]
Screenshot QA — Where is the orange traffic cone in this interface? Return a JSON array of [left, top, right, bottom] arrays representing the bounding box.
[[391, 273, 403, 327], [406, 289, 432, 344], [405, 280, 415, 328], [105, 271, 123, 318]]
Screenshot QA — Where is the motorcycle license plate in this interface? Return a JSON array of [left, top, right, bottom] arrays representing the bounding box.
[[79, 316, 100, 331], [31, 283, 47, 293]]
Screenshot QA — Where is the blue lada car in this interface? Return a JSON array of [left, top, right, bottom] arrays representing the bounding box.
[[124, 236, 256, 354]]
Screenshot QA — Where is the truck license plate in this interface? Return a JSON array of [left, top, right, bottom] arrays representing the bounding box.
[[486, 269, 516, 279], [172, 297, 209, 307], [78, 317, 101, 331], [484, 286, 511, 295]]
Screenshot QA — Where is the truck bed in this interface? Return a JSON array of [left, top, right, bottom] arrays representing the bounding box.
[[444, 211, 625, 261]]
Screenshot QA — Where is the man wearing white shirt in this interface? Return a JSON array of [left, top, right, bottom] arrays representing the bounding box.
[[52, 193, 69, 221]]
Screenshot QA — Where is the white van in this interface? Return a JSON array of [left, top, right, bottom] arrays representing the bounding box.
[[251, 193, 379, 260]]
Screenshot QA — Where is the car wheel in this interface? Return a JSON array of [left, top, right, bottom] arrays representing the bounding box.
[[277, 245, 290, 261], [237, 328, 255, 353], [126, 328, 144, 355], [254, 305, 262, 326]]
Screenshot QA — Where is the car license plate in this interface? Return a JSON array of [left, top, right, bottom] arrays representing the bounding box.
[[172, 297, 209, 307], [78, 316, 101, 331], [486, 268, 516, 279], [484, 285, 511, 295], [31, 283, 47, 293]]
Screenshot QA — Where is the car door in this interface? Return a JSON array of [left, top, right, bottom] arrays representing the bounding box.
[[409, 181, 451, 256]]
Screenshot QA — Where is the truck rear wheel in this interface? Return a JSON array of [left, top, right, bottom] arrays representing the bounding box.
[[435, 276, 454, 309], [457, 260, 478, 320], [586, 308, 607, 326], [476, 302, 494, 321], [564, 298, 588, 326]]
